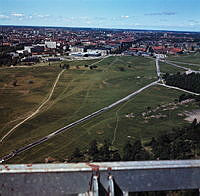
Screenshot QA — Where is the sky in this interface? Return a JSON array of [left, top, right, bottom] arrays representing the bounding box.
[[0, 0, 200, 31]]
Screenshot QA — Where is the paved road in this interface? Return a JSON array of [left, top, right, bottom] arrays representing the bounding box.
[[163, 60, 189, 71], [164, 60, 200, 74], [156, 58, 161, 79], [0, 56, 108, 143], [0, 79, 159, 163], [157, 83, 200, 96], [168, 60, 200, 67], [2, 56, 199, 163], [156, 58, 200, 95]]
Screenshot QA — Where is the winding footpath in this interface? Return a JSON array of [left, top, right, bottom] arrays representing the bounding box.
[[1, 56, 200, 163], [0, 69, 65, 143], [0, 57, 108, 145], [0, 63, 159, 163]]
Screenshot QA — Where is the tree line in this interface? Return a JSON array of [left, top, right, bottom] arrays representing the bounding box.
[[67, 120, 200, 195], [164, 72, 200, 93], [68, 119, 200, 163]]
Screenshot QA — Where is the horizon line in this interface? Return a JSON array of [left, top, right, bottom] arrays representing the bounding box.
[[0, 24, 200, 33]]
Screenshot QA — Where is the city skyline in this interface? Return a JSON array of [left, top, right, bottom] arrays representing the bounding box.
[[0, 0, 200, 32]]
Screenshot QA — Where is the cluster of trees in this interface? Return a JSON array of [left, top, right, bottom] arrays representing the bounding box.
[[69, 138, 150, 163], [69, 119, 200, 163], [178, 93, 195, 102], [67, 120, 200, 195], [69, 140, 121, 163], [60, 64, 70, 69], [0, 53, 20, 66], [119, 67, 125, 71], [111, 42, 132, 54], [0, 45, 22, 66], [150, 119, 200, 160], [164, 72, 200, 93], [90, 65, 98, 70]]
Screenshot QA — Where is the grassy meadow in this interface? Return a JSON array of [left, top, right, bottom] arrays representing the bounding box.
[[0, 55, 199, 163]]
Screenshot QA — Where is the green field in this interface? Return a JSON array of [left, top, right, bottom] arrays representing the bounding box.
[[0, 55, 199, 163], [167, 52, 200, 64]]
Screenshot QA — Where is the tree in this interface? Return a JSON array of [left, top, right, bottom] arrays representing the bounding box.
[[112, 152, 121, 161], [150, 137, 158, 152], [98, 140, 111, 161], [28, 80, 34, 84], [191, 118, 197, 129], [63, 64, 70, 69], [132, 139, 150, 161], [171, 139, 193, 159], [119, 67, 125, 71], [133, 139, 143, 154], [123, 141, 133, 161], [69, 147, 83, 162], [12, 80, 17, 87], [147, 106, 151, 111], [88, 140, 98, 156], [72, 147, 81, 158], [135, 148, 150, 161]]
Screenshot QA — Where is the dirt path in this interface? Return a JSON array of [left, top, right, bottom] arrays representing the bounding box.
[[111, 94, 139, 145], [0, 69, 65, 143], [38, 56, 109, 116]]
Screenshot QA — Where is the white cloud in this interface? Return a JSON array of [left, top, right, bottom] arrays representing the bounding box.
[[79, 16, 89, 20], [11, 13, 24, 17], [0, 14, 9, 19], [37, 14, 50, 18], [121, 15, 129, 19], [145, 12, 176, 16]]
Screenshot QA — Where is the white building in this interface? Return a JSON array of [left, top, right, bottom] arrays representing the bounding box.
[[154, 54, 166, 59], [45, 41, 57, 49], [69, 46, 85, 53], [87, 48, 109, 56], [24, 46, 33, 53]]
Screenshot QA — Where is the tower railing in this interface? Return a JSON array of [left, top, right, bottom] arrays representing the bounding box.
[[1, 160, 200, 195]]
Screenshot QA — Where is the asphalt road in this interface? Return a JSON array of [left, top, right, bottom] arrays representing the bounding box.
[[164, 60, 189, 71], [0, 79, 159, 163], [2, 56, 199, 163], [157, 83, 200, 96], [165, 60, 200, 74], [168, 60, 200, 67]]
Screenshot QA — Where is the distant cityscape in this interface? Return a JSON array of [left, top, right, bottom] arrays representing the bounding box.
[[1, 0, 200, 194], [1, 25, 200, 67]]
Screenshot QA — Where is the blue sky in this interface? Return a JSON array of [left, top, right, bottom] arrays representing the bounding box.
[[0, 0, 200, 31]]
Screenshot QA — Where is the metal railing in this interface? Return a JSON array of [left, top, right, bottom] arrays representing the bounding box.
[[1, 160, 200, 195]]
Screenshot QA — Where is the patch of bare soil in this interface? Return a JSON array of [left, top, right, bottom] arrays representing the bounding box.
[[96, 130, 104, 135], [184, 109, 200, 123]]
